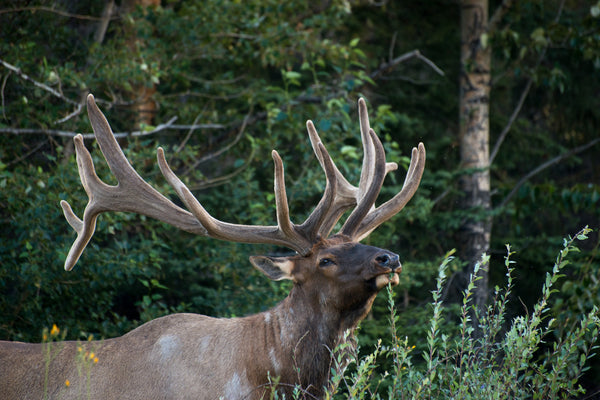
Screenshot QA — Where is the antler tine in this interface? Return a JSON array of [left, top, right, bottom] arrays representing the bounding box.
[[306, 120, 356, 200], [297, 142, 339, 241], [357, 98, 375, 199], [301, 99, 403, 239], [272, 150, 295, 238], [60, 95, 206, 271], [357, 98, 399, 195], [60, 135, 109, 271], [354, 142, 426, 241], [339, 129, 387, 238], [157, 146, 314, 254], [302, 121, 357, 238]]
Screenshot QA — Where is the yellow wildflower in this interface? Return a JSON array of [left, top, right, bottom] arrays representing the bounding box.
[[50, 324, 60, 336], [93, 357, 99, 364], [65, 380, 70, 387]]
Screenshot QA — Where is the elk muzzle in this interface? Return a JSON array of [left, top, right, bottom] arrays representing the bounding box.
[[374, 251, 401, 288]]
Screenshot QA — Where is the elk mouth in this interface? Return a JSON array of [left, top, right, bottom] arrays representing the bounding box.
[[374, 272, 400, 289], [371, 267, 401, 289]]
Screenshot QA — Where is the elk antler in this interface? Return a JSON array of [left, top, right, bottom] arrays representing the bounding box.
[[61, 95, 425, 270], [303, 98, 426, 241], [60, 95, 207, 271]]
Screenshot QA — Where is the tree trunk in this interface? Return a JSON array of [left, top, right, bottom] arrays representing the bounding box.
[[122, 0, 160, 128], [458, 0, 492, 311]]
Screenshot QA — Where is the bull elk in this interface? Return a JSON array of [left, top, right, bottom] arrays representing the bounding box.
[[0, 94, 425, 399]]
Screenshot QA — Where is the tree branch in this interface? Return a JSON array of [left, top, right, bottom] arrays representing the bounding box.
[[370, 49, 445, 79], [488, 0, 515, 35], [0, 57, 138, 117], [489, 0, 564, 165], [498, 138, 600, 208], [6, 140, 47, 168], [94, 0, 116, 44], [0, 6, 118, 21], [55, 103, 85, 124], [188, 145, 257, 191], [489, 78, 532, 165], [0, 118, 225, 139], [1, 71, 9, 121], [0, 58, 81, 107]]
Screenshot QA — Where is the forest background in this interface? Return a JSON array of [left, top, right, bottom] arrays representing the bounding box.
[[1, 0, 599, 396]]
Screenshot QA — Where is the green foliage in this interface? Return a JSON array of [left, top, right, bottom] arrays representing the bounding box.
[[327, 228, 600, 399]]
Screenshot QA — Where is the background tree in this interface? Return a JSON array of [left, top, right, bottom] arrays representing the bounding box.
[[458, 0, 493, 312]]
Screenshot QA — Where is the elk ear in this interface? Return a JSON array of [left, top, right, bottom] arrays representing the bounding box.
[[249, 256, 294, 281]]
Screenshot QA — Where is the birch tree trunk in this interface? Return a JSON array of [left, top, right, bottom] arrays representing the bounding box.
[[458, 0, 492, 311]]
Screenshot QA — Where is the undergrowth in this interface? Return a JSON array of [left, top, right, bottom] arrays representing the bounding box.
[[323, 226, 600, 400]]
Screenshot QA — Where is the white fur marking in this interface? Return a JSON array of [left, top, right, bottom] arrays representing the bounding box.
[[197, 336, 211, 356], [224, 370, 250, 400], [157, 335, 180, 360], [269, 348, 281, 374], [280, 312, 295, 345]]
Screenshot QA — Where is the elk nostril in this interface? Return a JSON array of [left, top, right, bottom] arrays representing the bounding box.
[[376, 254, 391, 266], [376, 253, 400, 269]]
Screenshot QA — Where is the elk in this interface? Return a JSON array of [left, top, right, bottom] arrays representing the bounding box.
[[0, 94, 425, 400]]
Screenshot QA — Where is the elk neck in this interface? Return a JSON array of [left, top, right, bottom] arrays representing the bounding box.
[[252, 277, 377, 396]]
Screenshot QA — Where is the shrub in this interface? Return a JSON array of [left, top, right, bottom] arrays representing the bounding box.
[[328, 227, 600, 400]]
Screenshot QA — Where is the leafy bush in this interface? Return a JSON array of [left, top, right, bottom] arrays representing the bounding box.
[[326, 227, 599, 399]]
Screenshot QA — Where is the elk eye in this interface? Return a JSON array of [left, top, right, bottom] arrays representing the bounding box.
[[319, 258, 334, 267]]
